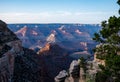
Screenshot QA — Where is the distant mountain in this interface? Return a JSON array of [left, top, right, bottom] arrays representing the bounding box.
[[8, 24, 101, 54]]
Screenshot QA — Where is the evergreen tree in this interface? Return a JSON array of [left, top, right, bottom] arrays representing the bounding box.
[[93, 0, 120, 82]]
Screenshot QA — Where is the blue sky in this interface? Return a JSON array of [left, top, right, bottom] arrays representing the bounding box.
[[0, 0, 119, 24]]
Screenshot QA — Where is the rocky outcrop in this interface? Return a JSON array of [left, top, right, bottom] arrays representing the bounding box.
[[55, 60, 81, 82], [13, 48, 41, 82], [55, 57, 101, 82], [0, 20, 22, 82], [0, 20, 42, 82], [69, 60, 80, 78], [55, 70, 68, 82], [38, 43, 67, 56], [0, 20, 19, 44]]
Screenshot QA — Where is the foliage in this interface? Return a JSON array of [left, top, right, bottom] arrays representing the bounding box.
[[80, 57, 86, 67], [80, 57, 87, 73], [95, 71, 109, 82], [117, 0, 120, 14], [86, 73, 95, 82], [93, 0, 120, 82]]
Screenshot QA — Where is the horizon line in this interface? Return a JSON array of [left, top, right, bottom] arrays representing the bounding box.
[[7, 23, 101, 25]]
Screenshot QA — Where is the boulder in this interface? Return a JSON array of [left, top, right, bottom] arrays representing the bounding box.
[[69, 60, 80, 78], [55, 70, 68, 82]]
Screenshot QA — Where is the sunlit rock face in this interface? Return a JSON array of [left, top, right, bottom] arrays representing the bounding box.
[[46, 33, 56, 43], [38, 43, 66, 55], [15, 25, 27, 37], [38, 43, 51, 54]]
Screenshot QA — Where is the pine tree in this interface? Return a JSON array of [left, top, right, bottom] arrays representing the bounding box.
[[93, 0, 120, 82]]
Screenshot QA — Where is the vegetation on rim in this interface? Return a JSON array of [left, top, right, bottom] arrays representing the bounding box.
[[93, 0, 120, 82]]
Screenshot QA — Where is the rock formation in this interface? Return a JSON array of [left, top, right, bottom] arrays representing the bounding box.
[[38, 43, 67, 56], [13, 48, 41, 82], [55, 56, 102, 82], [55, 70, 68, 82], [69, 60, 80, 78], [38, 43, 73, 82], [55, 60, 81, 82], [0, 20, 41, 82], [38, 43, 51, 54], [0, 20, 22, 82]]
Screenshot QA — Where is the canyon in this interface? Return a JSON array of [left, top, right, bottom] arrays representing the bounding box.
[[0, 20, 102, 82]]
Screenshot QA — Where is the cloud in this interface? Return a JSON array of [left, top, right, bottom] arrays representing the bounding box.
[[0, 11, 117, 24]]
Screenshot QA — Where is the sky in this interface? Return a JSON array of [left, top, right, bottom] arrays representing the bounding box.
[[0, 0, 119, 24]]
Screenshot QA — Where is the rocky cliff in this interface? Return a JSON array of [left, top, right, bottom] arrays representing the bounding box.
[[0, 20, 22, 82], [0, 20, 42, 82], [13, 48, 41, 82], [55, 57, 102, 82]]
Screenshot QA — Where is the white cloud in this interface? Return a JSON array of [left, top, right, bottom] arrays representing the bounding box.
[[0, 11, 117, 24]]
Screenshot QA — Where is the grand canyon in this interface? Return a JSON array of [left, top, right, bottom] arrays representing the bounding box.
[[0, 20, 102, 82]]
